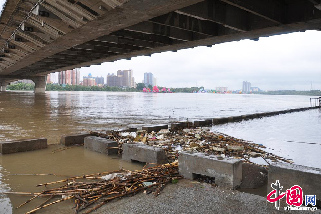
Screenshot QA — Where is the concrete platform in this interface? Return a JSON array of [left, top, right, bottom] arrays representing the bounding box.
[[178, 152, 242, 189], [122, 143, 168, 164], [0, 138, 47, 154], [60, 133, 91, 146], [268, 163, 321, 203], [84, 136, 118, 155]]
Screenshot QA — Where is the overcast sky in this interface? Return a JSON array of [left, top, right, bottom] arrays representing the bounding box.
[[80, 30, 321, 91]]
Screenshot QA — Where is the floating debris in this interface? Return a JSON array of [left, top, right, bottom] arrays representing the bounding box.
[[91, 127, 293, 165], [14, 162, 181, 214]]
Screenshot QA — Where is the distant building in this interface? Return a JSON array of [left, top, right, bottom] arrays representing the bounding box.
[[83, 73, 96, 86], [46, 73, 57, 84], [107, 73, 119, 87], [242, 81, 251, 93], [216, 87, 228, 93], [46, 74, 51, 84], [107, 70, 135, 88], [251, 87, 260, 92], [144, 72, 156, 86], [95, 76, 104, 85], [117, 70, 134, 88], [58, 69, 80, 85]]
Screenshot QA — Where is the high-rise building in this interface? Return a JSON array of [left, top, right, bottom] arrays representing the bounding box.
[[106, 70, 135, 88], [71, 68, 80, 85], [242, 81, 251, 93], [117, 70, 134, 88], [95, 76, 104, 85], [83, 73, 96, 86], [46, 74, 51, 84], [107, 73, 119, 87], [144, 72, 156, 86], [58, 69, 80, 85]]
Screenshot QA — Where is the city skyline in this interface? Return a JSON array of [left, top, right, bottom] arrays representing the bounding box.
[[78, 30, 321, 91]]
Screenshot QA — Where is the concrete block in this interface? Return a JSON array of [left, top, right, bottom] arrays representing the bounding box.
[[170, 123, 182, 131], [171, 122, 193, 130], [255, 113, 265, 118], [178, 152, 242, 189], [204, 119, 213, 125], [122, 143, 168, 164], [84, 136, 118, 155], [232, 116, 243, 122], [60, 133, 91, 146], [268, 163, 321, 203], [213, 117, 229, 125], [193, 120, 207, 127], [240, 163, 268, 189], [142, 124, 168, 133], [0, 138, 47, 154]]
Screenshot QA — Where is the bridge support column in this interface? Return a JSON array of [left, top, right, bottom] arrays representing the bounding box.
[[31, 76, 46, 93], [0, 82, 8, 92]]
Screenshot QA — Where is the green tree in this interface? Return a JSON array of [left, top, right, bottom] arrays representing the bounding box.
[[136, 83, 145, 91]]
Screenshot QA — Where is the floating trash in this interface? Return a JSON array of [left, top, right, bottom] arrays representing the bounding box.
[[90, 127, 293, 166]]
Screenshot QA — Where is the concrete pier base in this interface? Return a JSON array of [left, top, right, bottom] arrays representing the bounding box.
[[240, 163, 268, 189], [0, 82, 8, 92], [60, 133, 91, 146], [0, 138, 47, 154], [122, 143, 168, 164], [84, 136, 118, 155], [268, 163, 321, 205], [31, 76, 46, 93], [178, 152, 242, 189]]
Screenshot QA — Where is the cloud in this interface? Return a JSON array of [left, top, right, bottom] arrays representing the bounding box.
[[80, 30, 321, 90]]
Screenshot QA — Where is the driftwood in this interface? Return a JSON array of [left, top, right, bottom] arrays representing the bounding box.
[[15, 162, 181, 214]]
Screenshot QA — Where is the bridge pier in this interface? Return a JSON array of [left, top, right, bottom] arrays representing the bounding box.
[[31, 76, 46, 94], [0, 82, 8, 92]]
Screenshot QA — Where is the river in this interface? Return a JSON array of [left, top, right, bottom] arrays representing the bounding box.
[[0, 91, 320, 213]]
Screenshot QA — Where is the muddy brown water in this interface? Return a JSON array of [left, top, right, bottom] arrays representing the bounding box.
[[0, 145, 143, 213], [0, 91, 320, 213]]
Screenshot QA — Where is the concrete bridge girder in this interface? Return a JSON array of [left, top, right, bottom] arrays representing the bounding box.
[[0, 0, 320, 79]]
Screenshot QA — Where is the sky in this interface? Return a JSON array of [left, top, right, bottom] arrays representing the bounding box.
[[0, 0, 320, 91], [79, 30, 321, 91]]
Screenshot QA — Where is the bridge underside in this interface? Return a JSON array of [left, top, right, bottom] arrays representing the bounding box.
[[0, 0, 320, 82]]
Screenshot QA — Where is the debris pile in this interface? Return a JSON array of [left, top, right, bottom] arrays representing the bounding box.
[[91, 127, 292, 165], [16, 162, 181, 214]]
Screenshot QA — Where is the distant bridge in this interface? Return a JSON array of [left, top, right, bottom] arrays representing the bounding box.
[[0, 0, 320, 92]]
